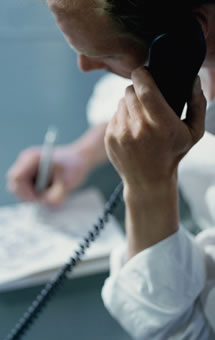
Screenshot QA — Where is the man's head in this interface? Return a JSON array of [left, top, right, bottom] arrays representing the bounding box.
[[47, 0, 215, 77]]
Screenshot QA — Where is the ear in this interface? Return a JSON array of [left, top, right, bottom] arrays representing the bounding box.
[[192, 7, 210, 39]]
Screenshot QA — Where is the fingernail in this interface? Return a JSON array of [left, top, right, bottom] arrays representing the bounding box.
[[193, 76, 202, 95]]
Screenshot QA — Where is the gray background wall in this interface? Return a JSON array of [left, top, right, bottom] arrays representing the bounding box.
[[0, 0, 122, 205]]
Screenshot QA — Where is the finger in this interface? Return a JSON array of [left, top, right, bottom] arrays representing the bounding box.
[[116, 96, 130, 135], [41, 181, 66, 206], [7, 150, 41, 182], [124, 85, 142, 121], [185, 76, 207, 143], [131, 66, 175, 121], [40, 166, 66, 206], [7, 180, 38, 201], [105, 97, 129, 150], [105, 106, 118, 144]]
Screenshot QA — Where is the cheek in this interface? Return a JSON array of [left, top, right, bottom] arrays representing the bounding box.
[[105, 57, 130, 68]]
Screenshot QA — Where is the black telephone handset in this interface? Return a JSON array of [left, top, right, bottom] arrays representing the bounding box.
[[146, 16, 207, 117], [4, 17, 207, 340]]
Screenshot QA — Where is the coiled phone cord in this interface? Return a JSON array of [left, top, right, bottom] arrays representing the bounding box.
[[3, 181, 123, 340]]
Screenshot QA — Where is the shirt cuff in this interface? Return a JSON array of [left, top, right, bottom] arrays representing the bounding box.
[[102, 228, 206, 339]]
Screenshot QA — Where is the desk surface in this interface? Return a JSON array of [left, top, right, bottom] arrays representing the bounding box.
[[0, 272, 131, 340]]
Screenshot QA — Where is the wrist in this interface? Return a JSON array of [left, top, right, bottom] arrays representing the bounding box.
[[123, 174, 178, 206], [123, 175, 179, 258]]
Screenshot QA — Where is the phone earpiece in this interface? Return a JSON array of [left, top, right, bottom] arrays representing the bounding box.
[[146, 16, 207, 117]]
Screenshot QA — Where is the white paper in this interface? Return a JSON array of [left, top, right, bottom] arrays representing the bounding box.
[[0, 187, 125, 288]]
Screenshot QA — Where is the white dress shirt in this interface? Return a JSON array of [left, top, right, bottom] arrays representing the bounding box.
[[102, 227, 215, 339], [86, 73, 131, 125]]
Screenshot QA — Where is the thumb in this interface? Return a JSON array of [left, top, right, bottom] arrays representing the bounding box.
[[185, 76, 207, 144], [41, 165, 67, 206]]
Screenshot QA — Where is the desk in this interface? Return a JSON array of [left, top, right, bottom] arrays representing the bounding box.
[[0, 164, 128, 340], [0, 273, 131, 340]]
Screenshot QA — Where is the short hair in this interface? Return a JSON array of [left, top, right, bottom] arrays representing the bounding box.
[[48, 0, 215, 45], [104, 0, 215, 45]]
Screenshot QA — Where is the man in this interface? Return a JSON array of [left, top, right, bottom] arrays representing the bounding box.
[[7, 0, 215, 338]]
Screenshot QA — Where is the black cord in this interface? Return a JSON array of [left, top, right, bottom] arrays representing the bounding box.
[[3, 181, 123, 340]]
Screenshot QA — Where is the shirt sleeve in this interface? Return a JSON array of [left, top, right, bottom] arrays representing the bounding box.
[[196, 228, 215, 335], [102, 228, 209, 339]]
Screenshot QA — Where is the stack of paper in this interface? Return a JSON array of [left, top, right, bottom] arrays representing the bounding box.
[[0, 187, 125, 291]]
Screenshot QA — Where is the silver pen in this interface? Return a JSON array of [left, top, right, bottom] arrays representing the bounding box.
[[35, 126, 58, 193]]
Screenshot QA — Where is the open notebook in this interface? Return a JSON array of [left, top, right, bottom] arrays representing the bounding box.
[[0, 187, 125, 291]]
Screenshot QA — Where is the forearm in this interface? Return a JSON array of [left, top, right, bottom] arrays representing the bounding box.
[[124, 176, 179, 259], [55, 122, 109, 171]]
